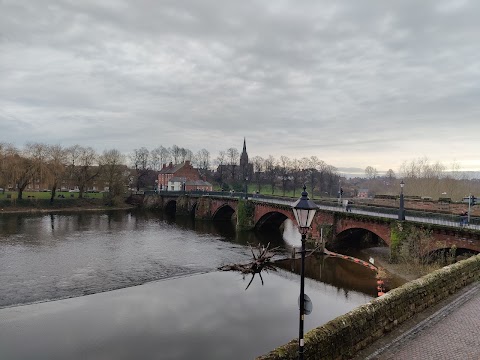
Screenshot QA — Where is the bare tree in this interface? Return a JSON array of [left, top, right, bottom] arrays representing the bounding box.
[[305, 156, 323, 198], [151, 146, 171, 169], [299, 157, 310, 190], [5, 145, 33, 199], [227, 147, 239, 181], [180, 148, 187, 163], [46, 144, 67, 203], [0, 142, 12, 193], [149, 148, 161, 171], [65, 144, 82, 185], [386, 169, 396, 181], [324, 165, 339, 196], [290, 158, 302, 197], [264, 156, 277, 194], [130, 147, 150, 191], [170, 145, 181, 165], [76, 147, 99, 198], [215, 150, 226, 185], [27, 143, 50, 190], [99, 149, 127, 198], [399, 157, 447, 197], [279, 156, 290, 196], [252, 156, 264, 192], [365, 166, 378, 179], [195, 148, 210, 178]]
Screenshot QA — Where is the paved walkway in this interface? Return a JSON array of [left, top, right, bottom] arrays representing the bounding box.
[[354, 282, 480, 360]]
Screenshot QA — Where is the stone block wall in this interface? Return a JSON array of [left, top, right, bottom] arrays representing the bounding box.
[[257, 254, 480, 360]]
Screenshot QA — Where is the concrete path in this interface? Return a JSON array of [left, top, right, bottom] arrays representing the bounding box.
[[354, 282, 480, 360]]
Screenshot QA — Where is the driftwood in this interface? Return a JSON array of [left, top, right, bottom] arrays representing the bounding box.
[[219, 243, 279, 290]]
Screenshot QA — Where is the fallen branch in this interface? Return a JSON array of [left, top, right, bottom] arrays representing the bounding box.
[[218, 243, 279, 289]]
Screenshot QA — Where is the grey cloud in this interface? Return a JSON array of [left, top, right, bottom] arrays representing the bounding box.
[[1, 0, 479, 171]]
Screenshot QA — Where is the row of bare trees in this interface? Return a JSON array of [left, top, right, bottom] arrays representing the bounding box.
[[248, 155, 339, 197], [4, 143, 475, 202], [361, 158, 480, 201], [0, 143, 127, 201], [1, 142, 341, 199], [0, 143, 212, 200]]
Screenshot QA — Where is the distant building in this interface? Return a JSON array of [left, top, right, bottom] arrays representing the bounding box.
[[158, 160, 212, 191], [357, 189, 370, 198], [240, 138, 249, 178], [167, 177, 213, 192], [215, 138, 254, 183]]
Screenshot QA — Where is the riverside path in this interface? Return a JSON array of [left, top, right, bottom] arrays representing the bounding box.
[[353, 281, 480, 360]]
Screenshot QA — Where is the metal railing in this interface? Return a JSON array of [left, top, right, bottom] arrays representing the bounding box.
[[145, 191, 480, 231]]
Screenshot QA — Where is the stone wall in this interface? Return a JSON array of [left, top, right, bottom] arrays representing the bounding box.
[[257, 254, 480, 360]]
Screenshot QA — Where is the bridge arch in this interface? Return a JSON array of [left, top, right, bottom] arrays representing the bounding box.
[[213, 204, 236, 222], [333, 227, 389, 250], [165, 200, 177, 216], [255, 211, 290, 232], [425, 246, 479, 261], [335, 218, 392, 246]]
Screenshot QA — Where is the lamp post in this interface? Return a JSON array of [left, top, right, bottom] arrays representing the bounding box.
[[292, 185, 317, 360], [244, 176, 249, 200], [398, 180, 405, 221]]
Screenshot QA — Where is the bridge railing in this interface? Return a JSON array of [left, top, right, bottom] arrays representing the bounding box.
[[251, 196, 480, 230], [144, 191, 480, 230]]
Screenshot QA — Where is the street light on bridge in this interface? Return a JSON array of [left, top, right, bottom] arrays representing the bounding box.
[[244, 176, 249, 200], [291, 185, 317, 360], [398, 180, 405, 221]]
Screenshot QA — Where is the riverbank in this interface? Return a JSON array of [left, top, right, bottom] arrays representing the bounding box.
[[0, 198, 135, 215], [360, 247, 442, 285]]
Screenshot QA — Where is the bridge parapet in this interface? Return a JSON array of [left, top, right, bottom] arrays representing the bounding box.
[[257, 254, 480, 360]]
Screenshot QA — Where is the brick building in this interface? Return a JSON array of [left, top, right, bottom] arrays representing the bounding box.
[[158, 161, 212, 191]]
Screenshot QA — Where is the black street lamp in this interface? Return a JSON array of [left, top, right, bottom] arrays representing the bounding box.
[[398, 180, 405, 221], [291, 185, 317, 360], [244, 176, 249, 200]]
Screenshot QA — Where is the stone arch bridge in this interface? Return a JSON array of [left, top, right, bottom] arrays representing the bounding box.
[[142, 193, 480, 255]]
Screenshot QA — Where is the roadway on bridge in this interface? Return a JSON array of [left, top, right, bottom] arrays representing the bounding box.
[[252, 197, 480, 231]]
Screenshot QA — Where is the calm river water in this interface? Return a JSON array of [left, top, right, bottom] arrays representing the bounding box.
[[0, 210, 378, 359]]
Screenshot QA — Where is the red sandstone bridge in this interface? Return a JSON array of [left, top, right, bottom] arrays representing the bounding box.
[[142, 191, 480, 256]]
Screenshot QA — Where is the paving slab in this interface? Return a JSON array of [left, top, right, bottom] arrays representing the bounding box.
[[354, 281, 480, 360]]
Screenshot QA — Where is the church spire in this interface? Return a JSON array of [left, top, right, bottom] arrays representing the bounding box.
[[240, 137, 249, 171]]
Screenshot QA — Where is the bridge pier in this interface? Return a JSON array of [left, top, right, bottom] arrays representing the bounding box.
[[142, 193, 164, 209], [236, 200, 256, 231], [195, 197, 213, 220], [175, 195, 190, 216]]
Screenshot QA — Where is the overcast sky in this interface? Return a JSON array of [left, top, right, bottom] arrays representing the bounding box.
[[1, 0, 479, 172]]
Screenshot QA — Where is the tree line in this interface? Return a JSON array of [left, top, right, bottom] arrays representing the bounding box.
[[0, 142, 343, 200], [361, 158, 480, 201], [3, 143, 474, 202]]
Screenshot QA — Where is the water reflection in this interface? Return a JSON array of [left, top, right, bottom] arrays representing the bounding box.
[[0, 210, 384, 359], [276, 254, 378, 297], [0, 271, 372, 360], [0, 210, 383, 309]]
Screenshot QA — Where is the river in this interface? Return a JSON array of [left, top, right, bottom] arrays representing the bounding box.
[[0, 210, 379, 359]]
